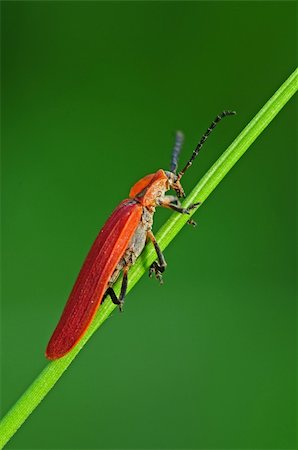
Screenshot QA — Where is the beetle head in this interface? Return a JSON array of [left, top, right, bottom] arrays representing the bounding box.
[[164, 171, 185, 198]]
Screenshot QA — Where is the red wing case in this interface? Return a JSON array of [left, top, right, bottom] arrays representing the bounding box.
[[46, 199, 142, 359]]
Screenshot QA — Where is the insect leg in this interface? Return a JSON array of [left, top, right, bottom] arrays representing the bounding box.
[[160, 196, 200, 225], [147, 230, 167, 284], [103, 265, 129, 312], [166, 202, 201, 215], [118, 266, 128, 311]]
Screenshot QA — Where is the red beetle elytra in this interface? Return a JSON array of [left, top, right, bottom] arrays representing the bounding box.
[[46, 111, 235, 360]]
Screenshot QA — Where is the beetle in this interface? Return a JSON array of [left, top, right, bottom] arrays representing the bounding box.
[[46, 110, 235, 360]]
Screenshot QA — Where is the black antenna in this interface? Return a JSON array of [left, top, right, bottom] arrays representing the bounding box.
[[177, 110, 236, 180], [170, 130, 184, 174]]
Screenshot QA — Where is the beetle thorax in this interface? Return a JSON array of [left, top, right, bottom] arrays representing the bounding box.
[[129, 168, 185, 207], [129, 169, 170, 208]]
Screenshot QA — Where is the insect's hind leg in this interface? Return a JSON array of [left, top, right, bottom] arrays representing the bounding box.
[[147, 230, 167, 284], [103, 265, 128, 312]]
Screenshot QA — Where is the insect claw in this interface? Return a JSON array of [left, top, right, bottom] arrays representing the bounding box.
[[187, 219, 197, 227], [154, 270, 163, 284], [149, 264, 164, 284]]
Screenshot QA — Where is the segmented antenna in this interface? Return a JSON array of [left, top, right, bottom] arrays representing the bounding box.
[[170, 130, 184, 174], [177, 110, 236, 180]]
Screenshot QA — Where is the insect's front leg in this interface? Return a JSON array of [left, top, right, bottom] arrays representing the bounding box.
[[103, 265, 129, 312], [159, 196, 201, 226], [147, 230, 167, 284]]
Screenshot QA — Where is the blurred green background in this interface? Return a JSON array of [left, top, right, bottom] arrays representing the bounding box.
[[1, 1, 296, 449]]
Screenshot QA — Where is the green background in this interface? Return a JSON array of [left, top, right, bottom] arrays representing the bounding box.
[[1, 1, 296, 449]]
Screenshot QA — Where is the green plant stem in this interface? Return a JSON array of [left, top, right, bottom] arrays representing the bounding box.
[[0, 68, 297, 449]]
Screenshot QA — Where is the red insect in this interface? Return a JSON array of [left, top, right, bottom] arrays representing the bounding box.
[[46, 111, 235, 359]]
